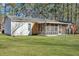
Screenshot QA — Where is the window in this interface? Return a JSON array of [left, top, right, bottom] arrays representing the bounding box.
[[28, 23, 31, 31]]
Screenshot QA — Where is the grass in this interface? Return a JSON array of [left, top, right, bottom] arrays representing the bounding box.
[[0, 34, 79, 56]]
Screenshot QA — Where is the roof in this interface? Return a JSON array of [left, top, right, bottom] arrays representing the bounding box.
[[6, 15, 69, 25]]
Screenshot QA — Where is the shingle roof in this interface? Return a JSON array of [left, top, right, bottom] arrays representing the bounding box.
[[6, 15, 69, 25]]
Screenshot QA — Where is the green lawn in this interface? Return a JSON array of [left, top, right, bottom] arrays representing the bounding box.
[[0, 34, 79, 56]]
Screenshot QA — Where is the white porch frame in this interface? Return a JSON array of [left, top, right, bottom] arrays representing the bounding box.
[[58, 24, 62, 35]]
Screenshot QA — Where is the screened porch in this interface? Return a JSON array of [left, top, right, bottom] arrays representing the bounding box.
[[32, 23, 66, 35]]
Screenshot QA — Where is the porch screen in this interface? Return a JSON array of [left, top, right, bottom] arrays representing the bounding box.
[[45, 25, 58, 35]]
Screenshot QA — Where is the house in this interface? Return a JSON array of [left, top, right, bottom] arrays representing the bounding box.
[[4, 15, 70, 36]]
